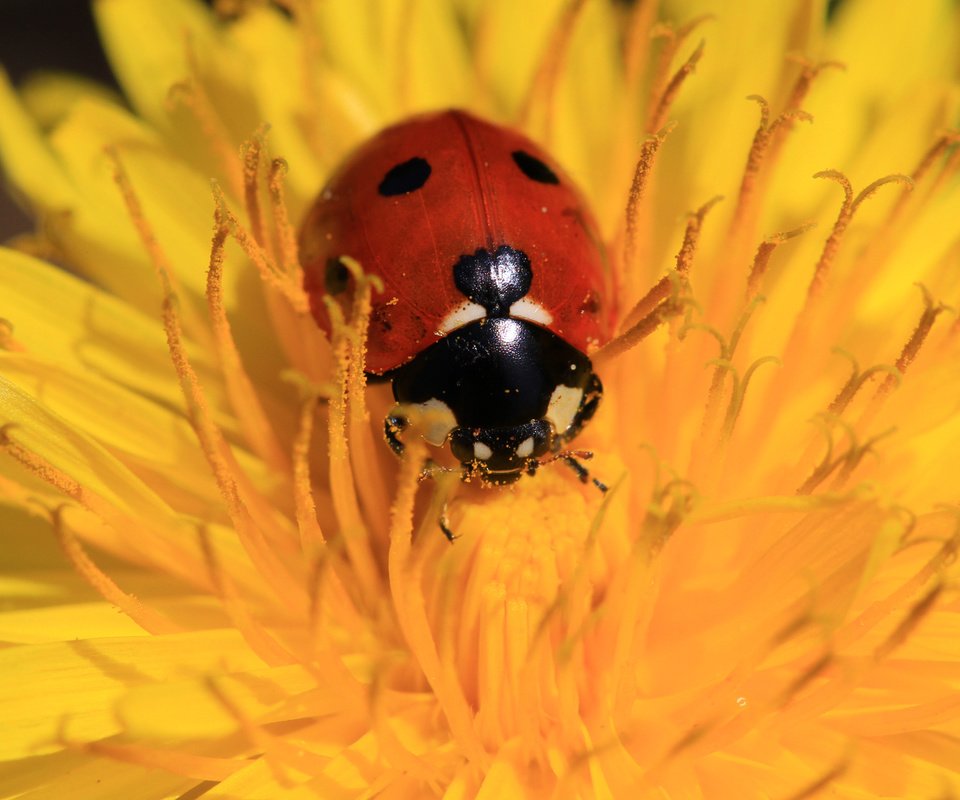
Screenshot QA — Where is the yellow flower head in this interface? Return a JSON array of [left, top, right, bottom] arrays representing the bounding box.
[[1, 0, 959, 797]]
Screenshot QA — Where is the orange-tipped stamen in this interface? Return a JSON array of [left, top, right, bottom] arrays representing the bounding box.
[[806, 171, 913, 302], [49, 505, 182, 635], [873, 583, 943, 661], [621, 123, 674, 281], [605, 196, 718, 362], [783, 759, 849, 800], [0, 424, 202, 585], [622, 0, 659, 88], [781, 57, 845, 120], [387, 436, 488, 768], [207, 210, 291, 472], [291, 392, 326, 552], [592, 296, 681, 368], [268, 158, 302, 276], [241, 126, 270, 250], [110, 151, 306, 611], [730, 95, 812, 237], [874, 285, 948, 401], [338, 257, 392, 546], [646, 15, 712, 132], [196, 525, 298, 667], [274, 0, 327, 163], [79, 740, 241, 782], [675, 195, 723, 275], [647, 38, 704, 134], [518, 0, 588, 136], [745, 223, 816, 300], [903, 130, 960, 197], [826, 356, 900, 416], [167, 72, 244, 200], [212, 184, 311, 313], [324, 290, 383, 606]]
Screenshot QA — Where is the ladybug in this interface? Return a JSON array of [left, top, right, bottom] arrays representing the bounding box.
[[300, 110, 614, 489]]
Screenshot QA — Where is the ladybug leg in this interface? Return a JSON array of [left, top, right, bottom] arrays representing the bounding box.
[[439, 504, 458, 543], [561, 454, 608, 493], [384, 413, 408, 457]]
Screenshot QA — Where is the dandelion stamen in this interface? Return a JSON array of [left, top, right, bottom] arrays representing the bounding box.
[[889, 131, 960, 221], [324, 288, 383, 604], [110, 151, 306, 609], [167, 72, 244, 200], [213, 184, 311, 313], [602, 195, 716, 364], [342, 258, 392, 547], [827, 359, 900, 416], [781, 58, 845, 120], [621, 123, 674, 282], [291, 392, 326, 552], [387, 436, 488, 767], [874, 285, 948, 401], [196, 525, 298, 667], [873, 583, 943, 661], [80, 739, 241, 782], [784, 757, 850, 800], [622, 0, 659, 88], [242, 127, 270, 251], [518, 0, 588, 136], [675, 195, 723, 276], [806, 171, 913, 302], [208, 209, 291, 472], [268, 158, 301, 276], [647, 38, 705, 134], [731, 96, 812, 237], [746, 223, 816, 299], [202, 678, 301, 786], [0, 425, 196, 584], [646, 16, 712, 132], [48, 505, 182, 635], [719, 355, 781, 442], [274, 0, 327, 164]]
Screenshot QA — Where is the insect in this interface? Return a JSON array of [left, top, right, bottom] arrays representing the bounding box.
[[300, 110, 614, 497]]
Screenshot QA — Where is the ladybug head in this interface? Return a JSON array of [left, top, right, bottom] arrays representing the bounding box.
[[449, 419, 553, 484], [386, 316, 602, 487]]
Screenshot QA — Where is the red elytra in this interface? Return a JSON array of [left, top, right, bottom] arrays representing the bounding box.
[[299, 109, 615, 375]]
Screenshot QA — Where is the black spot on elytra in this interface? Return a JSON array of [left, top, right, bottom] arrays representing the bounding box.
[[378, 157, 431, 196], [580, 290, 601, 317], [512, 150, 559, 185], [324, 257, 350, 294], [453, 246, 532, 317]]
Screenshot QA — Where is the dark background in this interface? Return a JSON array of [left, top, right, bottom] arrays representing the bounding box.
[[1, 1, 118, 239]]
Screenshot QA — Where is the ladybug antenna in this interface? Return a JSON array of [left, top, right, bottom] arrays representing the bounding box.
[[541, 450, 607, 493]]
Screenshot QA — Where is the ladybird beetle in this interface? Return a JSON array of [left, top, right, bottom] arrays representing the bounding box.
[[300, 110, 614, 488]]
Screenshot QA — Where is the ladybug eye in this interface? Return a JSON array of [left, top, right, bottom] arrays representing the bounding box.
[[378, 157, 431, 196], [324, 257, 351, 295], [511, 150, 559, 185]]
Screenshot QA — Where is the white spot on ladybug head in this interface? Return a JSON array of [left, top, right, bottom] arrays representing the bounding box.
[[545, 385, 583, 435], [438, 301, 486, 335], [508, 298, 554, 328], [515, 437, 535, 458], [473, 442, 493, 460], [409, 398, 456, 446]]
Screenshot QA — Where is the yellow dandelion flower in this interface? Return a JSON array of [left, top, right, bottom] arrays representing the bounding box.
[[2, 0, 959, 797]]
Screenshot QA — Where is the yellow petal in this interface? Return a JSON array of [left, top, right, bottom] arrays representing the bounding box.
[[0, 630, 261, 759], [0, 247, 236, 437]]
